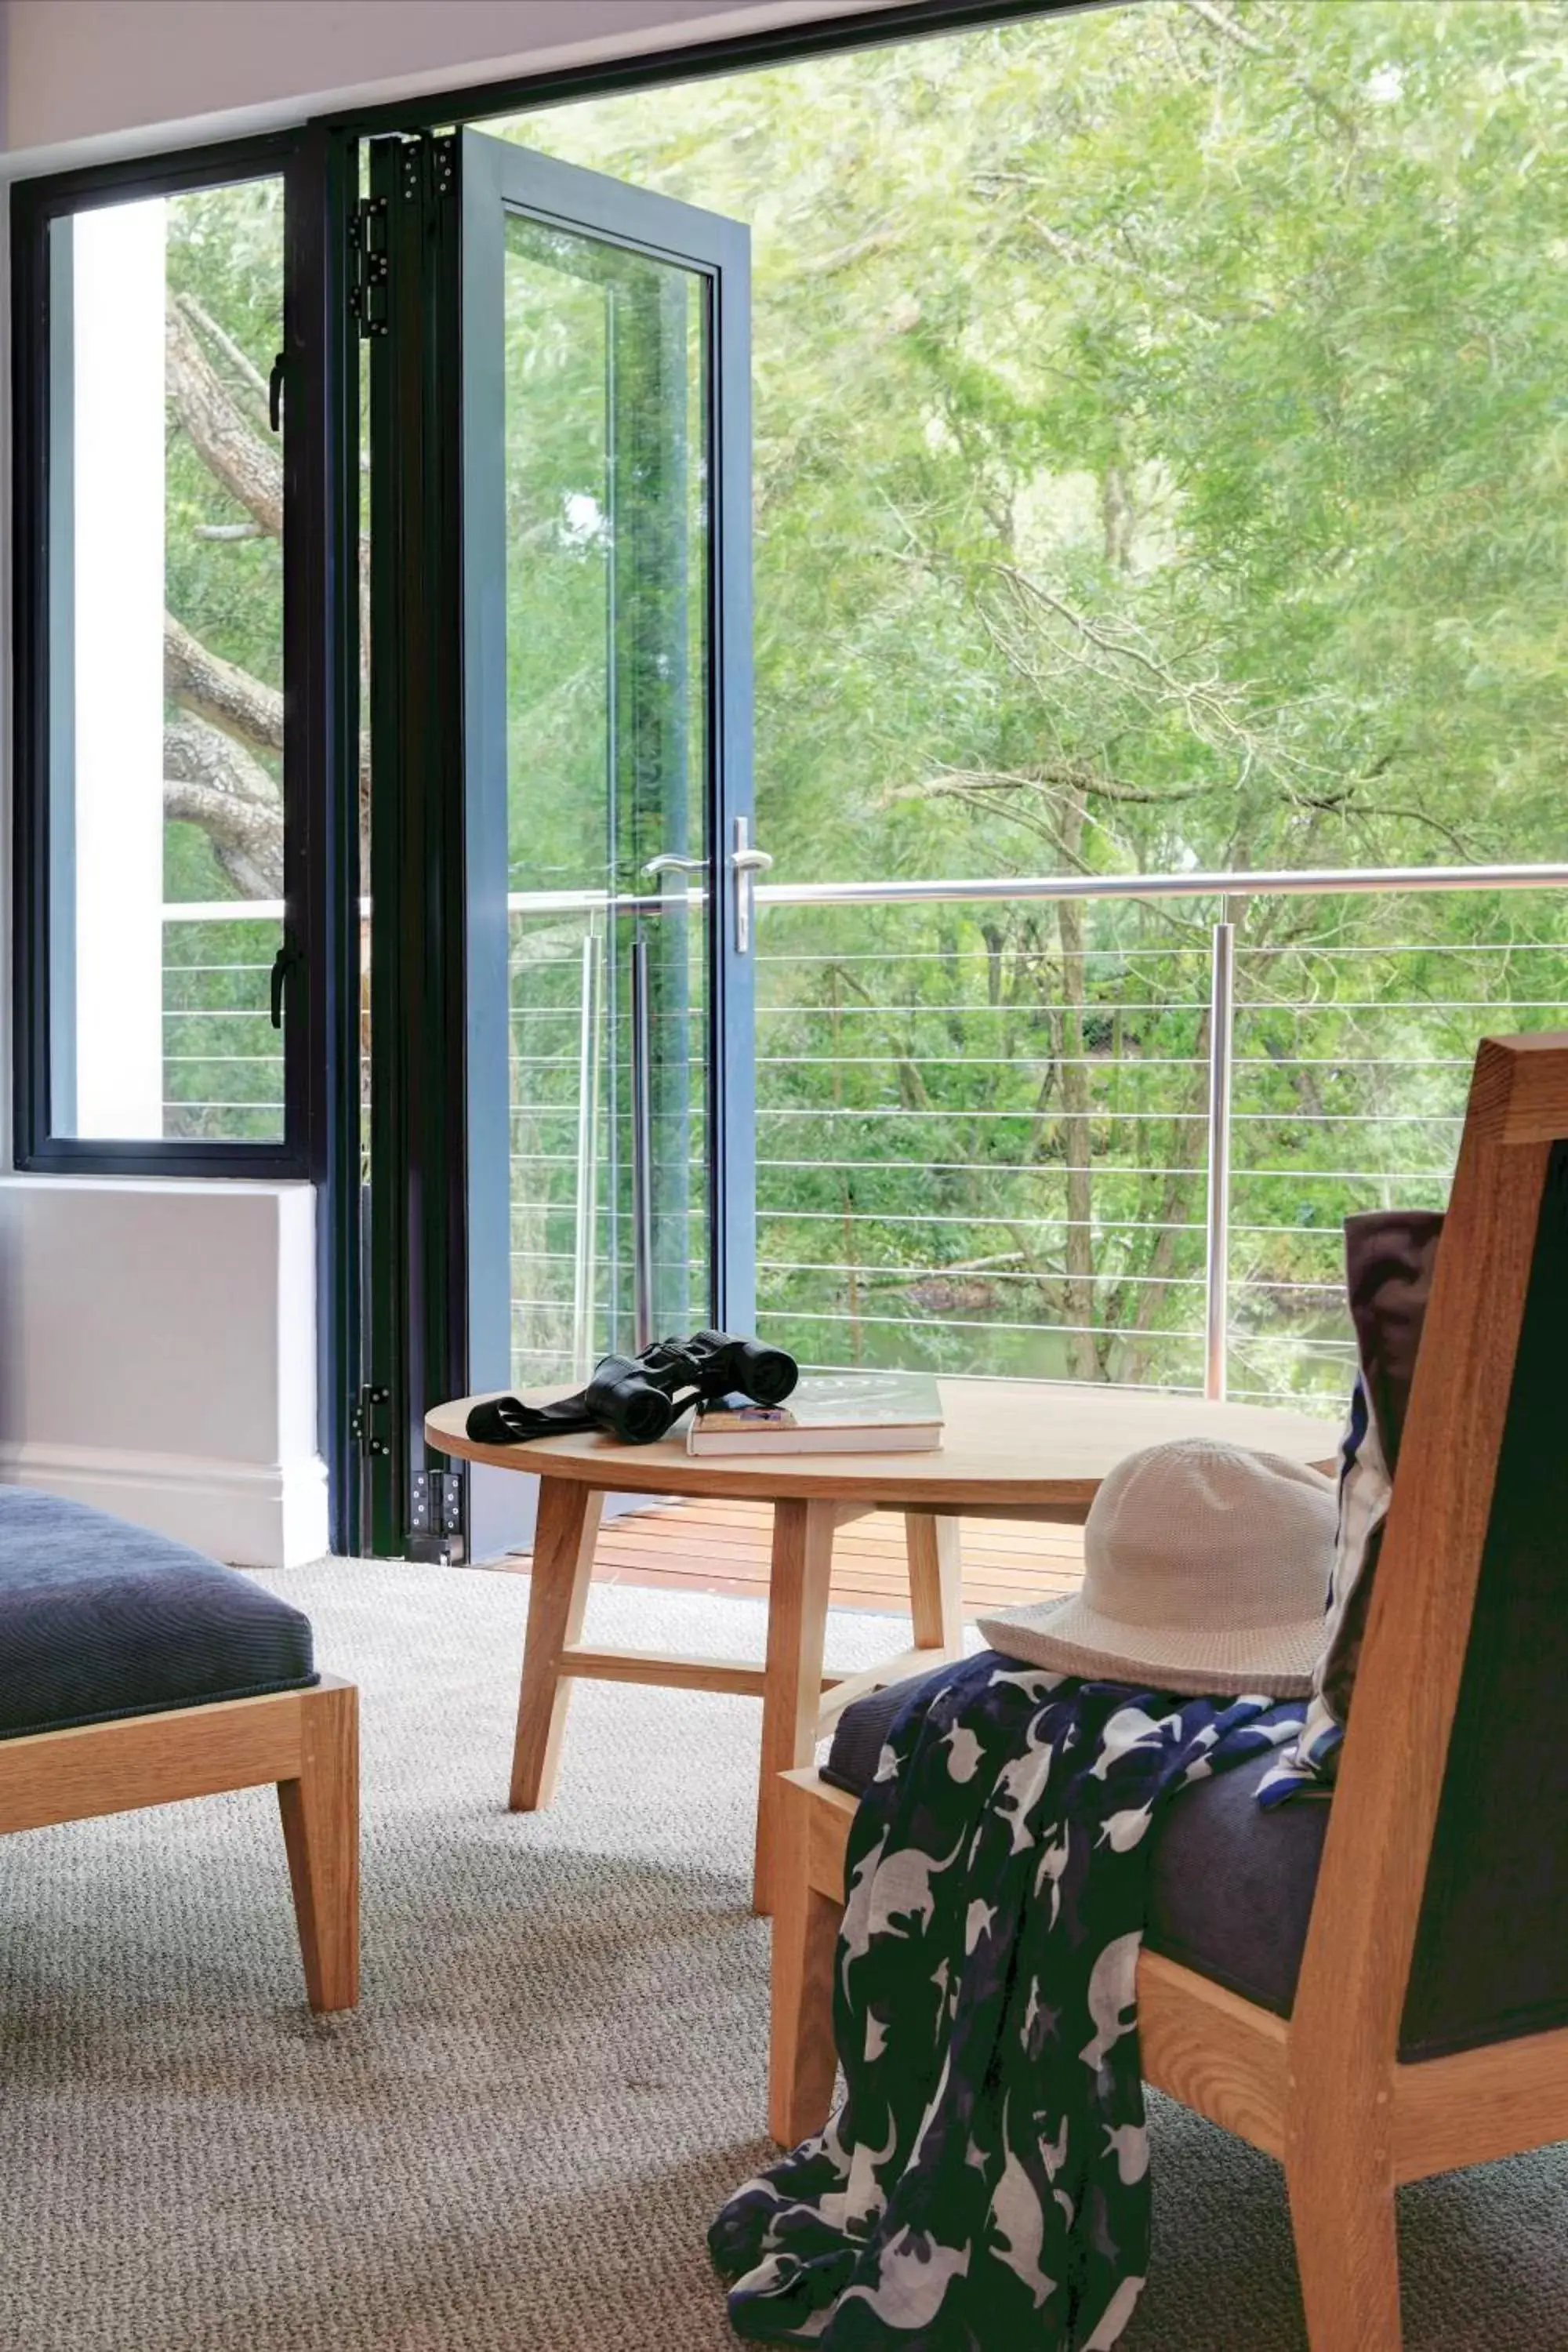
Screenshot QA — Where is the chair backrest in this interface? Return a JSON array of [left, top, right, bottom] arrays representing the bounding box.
[[1290, 1033, 1568, 2075], [1401, 1134, 1568, 2058]]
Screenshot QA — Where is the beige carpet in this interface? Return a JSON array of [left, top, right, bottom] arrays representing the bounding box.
[[0, 1556, 1563, 2350]]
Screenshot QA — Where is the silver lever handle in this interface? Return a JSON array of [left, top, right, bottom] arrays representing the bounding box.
[[642, 853, 706, 878], [730, 816, 772, 955]]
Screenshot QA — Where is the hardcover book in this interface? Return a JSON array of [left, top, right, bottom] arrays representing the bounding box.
[[687, 1370, 944, 1456]]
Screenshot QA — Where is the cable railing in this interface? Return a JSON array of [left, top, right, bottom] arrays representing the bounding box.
[[162, 866, 1568, 1407], [162, 902, 285, 1141], [744, 869, 1568, 1408]]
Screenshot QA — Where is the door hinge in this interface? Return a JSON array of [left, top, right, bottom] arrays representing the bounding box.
[[408, 1464, 464, 1555], [350, 1383, 390, 1455], [348, 194, 389, 339]]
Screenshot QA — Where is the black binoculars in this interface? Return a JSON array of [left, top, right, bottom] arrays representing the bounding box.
[[583, 1330, 797, 1444], [464, 1328, 798, 1450]]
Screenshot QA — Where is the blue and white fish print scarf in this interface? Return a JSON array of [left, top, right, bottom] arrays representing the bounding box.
[[712, 1652, 1301, 2348]]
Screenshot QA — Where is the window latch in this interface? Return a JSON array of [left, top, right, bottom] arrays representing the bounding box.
[[269, 932, 298, 1029], [267, 350, 285, 434]]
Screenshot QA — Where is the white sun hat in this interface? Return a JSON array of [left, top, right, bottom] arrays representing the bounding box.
[[976, 1437, 1337, 1698]]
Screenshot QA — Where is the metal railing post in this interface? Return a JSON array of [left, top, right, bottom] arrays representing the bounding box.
[[630, 934, 655, 1354], [1204, 896, 1239, 1402], [570, 926, 603, 1381]]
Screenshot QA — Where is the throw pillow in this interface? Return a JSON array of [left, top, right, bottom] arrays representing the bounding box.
[[1257, 1207, 1443, 1806]]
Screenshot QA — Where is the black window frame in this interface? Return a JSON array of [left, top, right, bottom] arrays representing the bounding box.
[[12, 128, 316, 1179], [328, 0, 1061, 139]]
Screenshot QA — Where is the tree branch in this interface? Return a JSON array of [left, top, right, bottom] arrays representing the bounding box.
[[164, 612, 284, 755], [891, 761, 1207, 809], [793, 223, 903, 281], [1187, 0, 1272, 59], [163, 714, 283, 897], [165, 301, 282, 538], [982, 562, 1340, 797], [1021, 212, 1274, 325], [1188, 1, 1359, 138], [174, 292, 270, 412]]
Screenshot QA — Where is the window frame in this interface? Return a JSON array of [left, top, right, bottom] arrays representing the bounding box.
[[332, 0, 1059, 139], [12, 129, 314, 1178]]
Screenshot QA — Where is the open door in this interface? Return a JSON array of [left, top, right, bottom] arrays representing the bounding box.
[[366, 130, 754, 1559]]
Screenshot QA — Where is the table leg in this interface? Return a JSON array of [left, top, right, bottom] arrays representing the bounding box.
[[904, 1510, 964, 1654], [754, 1497, 837, 1917], [510, 1477, 604, 1813]]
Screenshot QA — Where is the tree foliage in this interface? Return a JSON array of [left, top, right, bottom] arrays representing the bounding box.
[[162, 4, 1568, 1386]]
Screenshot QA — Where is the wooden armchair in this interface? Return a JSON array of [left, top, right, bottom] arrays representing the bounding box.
[[769, 1032, 1568, 2350]]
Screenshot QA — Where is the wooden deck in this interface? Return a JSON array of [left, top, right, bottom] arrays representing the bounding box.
[[509, 1495, 1086, 1617]]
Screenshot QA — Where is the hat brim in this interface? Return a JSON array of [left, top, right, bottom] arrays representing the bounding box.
[[974, 1592, 1323, 1700]]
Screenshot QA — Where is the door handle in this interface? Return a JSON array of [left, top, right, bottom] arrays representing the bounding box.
[[642, 854, 706, 884], [730, 817, 772, 956]]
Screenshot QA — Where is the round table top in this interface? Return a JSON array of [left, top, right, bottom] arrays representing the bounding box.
[[426, 1378, 1341, 1512]]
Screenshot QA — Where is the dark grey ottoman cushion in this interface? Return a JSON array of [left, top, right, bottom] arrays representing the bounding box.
[[824, 1664, 1328, 2019], [0, 1486, 317, 1741]]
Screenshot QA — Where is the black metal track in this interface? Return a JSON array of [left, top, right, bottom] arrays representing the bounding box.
[[366, 133, 470, 1560], [336, 1, 1092, 138], [289, 122, 365, 1555]]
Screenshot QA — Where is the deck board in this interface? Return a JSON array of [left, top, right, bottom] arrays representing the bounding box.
[[506, 1494, 1085, 1617]]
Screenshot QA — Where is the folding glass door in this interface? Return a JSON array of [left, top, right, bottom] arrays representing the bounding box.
[[366, 131, 753, 1559]]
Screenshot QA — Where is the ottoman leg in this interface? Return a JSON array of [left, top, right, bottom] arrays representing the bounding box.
[[278, 1679, 360, 2013]]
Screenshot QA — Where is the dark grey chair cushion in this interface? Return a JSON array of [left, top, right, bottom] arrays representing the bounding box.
[[0, 1486, 317, 1741], [824, 1665, 1328, 2018]]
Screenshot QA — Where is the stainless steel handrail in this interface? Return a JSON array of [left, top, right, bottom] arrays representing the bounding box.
[[483, 861, 1568, 921], [753, 861, 1568, 909], [159, 861, 1568, 929]]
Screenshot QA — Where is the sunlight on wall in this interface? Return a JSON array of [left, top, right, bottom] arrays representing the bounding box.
[[71, 197, 166, 1138]]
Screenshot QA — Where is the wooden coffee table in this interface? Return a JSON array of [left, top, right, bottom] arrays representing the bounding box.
[[427, 1379, 1340, 1914]]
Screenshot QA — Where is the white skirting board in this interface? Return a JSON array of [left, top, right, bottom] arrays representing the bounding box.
[[0, 1439, 329, 1569]]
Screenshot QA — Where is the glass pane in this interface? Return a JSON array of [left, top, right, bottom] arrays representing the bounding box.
[[496, 4, 1568, 1407], [503, 212, 712, 1386], [47, 176, 286, 1143]]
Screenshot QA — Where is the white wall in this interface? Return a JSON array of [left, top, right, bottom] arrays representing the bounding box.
[[0, 0, 891, 165], [0, 1177, 328, 1566]]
